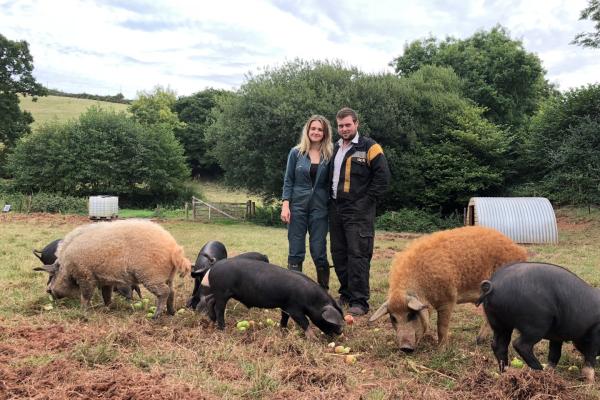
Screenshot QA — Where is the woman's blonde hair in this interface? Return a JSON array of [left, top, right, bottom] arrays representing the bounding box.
[[296, 115, 333, 161]]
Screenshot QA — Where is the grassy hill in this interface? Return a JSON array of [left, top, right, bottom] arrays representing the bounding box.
[[19, 95, 129, 128]]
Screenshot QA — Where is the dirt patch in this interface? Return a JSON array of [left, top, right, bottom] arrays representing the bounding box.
[[0, 324, 102, 356], [377, 232, 424, 241], [556, 215, 593, 232], [372, 247, 397, 261], [0, 212, 89, 225], [451, 365, 595, 400], [0, 359, 214, 400]]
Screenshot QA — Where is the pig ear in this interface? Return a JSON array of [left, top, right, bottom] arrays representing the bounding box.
[[407, 296, 427, 312], [33, 263, 58, 274], [368, 300, 389, 322], [32, 249, 43, 262], [418, 308, 430, 333], [322, 305, 343, 325]]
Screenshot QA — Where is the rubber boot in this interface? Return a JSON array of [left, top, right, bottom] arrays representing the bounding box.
[[288, 262, 303, 272], [316, 265, 330, 290]]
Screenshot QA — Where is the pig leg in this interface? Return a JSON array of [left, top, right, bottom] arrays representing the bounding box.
[[285, 309, 310, 332], [436, 303, 455, 345], [186, 279, 201, 309], [166, 280, 175, 315], [491, 328, 512, 372], [280, 311, 290, 329], [512, 334, 543, 370], [101, 285, 113, 307], [206, 296, 217, 322], [547, 340, 563, 368], [214, 296, 228, 330], [79, 281, 96, 309], [574, 337, 600, 383], [145, 282, 170, 319]]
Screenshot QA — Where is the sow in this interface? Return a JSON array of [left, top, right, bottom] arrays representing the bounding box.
[[479, 262, 600, 383]]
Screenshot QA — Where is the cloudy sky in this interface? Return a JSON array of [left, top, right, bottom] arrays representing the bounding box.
[[1, 0, 598, 99]]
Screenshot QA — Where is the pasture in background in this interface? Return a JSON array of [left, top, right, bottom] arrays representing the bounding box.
[[19, 94, 129, 128]]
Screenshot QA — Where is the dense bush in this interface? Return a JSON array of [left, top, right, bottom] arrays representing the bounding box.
[[0, 191, 87, 214], [248, 203, 286, 227], [7, 107, 190, 208], [375, 209, 462, 233]]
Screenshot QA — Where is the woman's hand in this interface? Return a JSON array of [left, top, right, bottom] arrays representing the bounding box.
[[280, 201, 291, 224]]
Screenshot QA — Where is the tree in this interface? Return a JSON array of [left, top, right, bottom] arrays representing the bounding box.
[[0, 33, 47, 166], [206, 60, 355, 199], [572, 0, 600, 48], [7, 107, 190, 207], [173, 89, 234, 177], [526, 84, 600, 205], [391, 26, 550, 129], [207, 60, 508, 212], [129, 86, 183, 128]]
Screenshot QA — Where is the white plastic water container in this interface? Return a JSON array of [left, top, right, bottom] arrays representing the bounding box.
[[89, 196, 119, 219]]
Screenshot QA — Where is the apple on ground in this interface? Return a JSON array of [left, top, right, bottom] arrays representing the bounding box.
[[344, 355, 357, 365], [510, 357, 524, 368], [344, 314, 354, 325]]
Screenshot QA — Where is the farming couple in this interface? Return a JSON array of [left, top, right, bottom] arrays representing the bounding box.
[[281, 107, 390, 317]]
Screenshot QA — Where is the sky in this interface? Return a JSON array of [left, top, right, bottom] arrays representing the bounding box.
[[1, 0, 598, 99]]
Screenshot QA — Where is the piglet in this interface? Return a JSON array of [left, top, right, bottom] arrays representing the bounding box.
[[196, 258, 344, 336], [478, 262, 600, 383]]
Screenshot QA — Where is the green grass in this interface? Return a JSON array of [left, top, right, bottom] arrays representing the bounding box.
[[2, 207, 600, 398], [19, 94, 129, 128]]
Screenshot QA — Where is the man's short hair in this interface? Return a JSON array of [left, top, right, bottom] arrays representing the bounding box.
[[336, 107, 358, 122]]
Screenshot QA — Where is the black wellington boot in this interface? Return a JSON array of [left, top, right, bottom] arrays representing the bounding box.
[[316, 265, 330, 290], [287, 262, 303, 272]]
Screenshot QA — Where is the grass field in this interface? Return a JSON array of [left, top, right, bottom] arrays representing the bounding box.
[[19, 95, 129, 128], [1, 208, 600, 399]]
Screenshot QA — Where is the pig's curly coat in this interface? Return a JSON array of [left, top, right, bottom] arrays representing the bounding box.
[[54, 219, 191, 315], [388, 226, 528, 343]]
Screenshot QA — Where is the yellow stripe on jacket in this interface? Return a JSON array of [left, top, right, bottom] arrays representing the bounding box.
[[367, 144, 383, 165]]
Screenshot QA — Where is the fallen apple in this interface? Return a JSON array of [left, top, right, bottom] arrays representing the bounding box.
[[510, 357, 524, 368], [238, 326, 247, 332], [176, 308, 186, 315], [343, 347, 351, 354], [42, 304, 54, 311], [248, 320, 256, 328], [265, 318, 275, 327], [236, 320, 250, 329], [344, 355, 357, 365], [344, 314, 354, 325], [334, 345, 346, 354], [141, 298, 150, 304], [568, 365, 579, 372], [148, 306, 157, 313], [328, 342, 336, 348], [146, 312, 154, 319], [132, 301, 144, 311]]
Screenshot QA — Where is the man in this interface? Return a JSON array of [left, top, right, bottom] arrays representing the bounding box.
[[329, 107, 390, 316]]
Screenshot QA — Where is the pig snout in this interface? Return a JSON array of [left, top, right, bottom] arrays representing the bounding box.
[[396, 328, 418, 353]]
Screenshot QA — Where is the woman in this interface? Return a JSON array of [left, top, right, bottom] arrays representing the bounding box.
[[281, 115, 333, 290]]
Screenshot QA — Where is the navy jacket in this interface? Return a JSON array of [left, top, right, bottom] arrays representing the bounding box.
[[282, 148, 330, 213]]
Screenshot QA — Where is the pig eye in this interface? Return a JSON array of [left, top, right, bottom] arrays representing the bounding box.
[[407, 312, 417, 322], [390, 315, 397, 324]]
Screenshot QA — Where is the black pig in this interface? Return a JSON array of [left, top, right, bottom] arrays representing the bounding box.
[[187, 241, 228, 309], [192, 251, 270, 313], [33, 239, 142, 301], [478, 262, 600, 383], [197, 258, 344, 336]]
